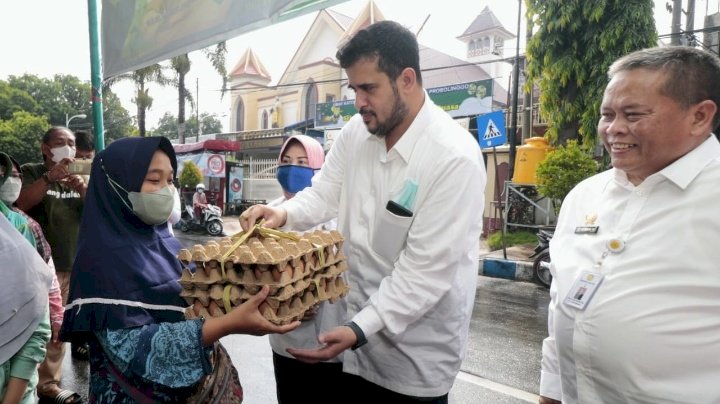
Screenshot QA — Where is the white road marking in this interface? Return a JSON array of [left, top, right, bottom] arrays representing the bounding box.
[[457, 371, 540, 403]]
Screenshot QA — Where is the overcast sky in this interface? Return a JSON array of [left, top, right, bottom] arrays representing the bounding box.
[[0, 0, 714, 132]]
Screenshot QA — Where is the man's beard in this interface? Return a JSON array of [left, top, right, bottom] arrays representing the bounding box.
[[362, 85, 408, 138]]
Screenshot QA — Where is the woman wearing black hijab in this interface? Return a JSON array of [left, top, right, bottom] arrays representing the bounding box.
[[61, 137, 298, 402]]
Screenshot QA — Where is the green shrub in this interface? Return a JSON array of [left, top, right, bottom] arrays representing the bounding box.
[[536, 140, 597, 212], [486, 230, 537, 251], [179, 160, 203, 189]]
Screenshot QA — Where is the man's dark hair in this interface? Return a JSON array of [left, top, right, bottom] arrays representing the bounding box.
[[609, 46, 720, 131], [336, 20, 422, 85], [42, 126, 73, 144], [74, 130, 95, 152]]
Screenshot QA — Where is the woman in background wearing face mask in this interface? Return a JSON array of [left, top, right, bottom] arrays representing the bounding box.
[[267, 135, 345, 404], [60, 137, 298, 402], [0, 153, 36, 246]]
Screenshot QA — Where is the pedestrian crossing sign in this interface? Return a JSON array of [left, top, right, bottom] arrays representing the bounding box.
[[476, 110, 507, 149]]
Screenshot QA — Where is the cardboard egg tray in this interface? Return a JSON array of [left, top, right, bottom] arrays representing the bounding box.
[[177, 228, 349, 325]]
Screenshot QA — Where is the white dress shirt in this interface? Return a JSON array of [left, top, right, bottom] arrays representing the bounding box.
[[267, 196, 345, 362], [282, 93, 486, 397], [541, 135, 720, 403]]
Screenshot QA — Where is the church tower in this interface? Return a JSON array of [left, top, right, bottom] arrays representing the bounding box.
[[457, 6, 515, 84]]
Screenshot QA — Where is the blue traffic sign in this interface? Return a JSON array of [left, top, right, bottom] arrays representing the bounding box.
[[476, 110, 507, 149]]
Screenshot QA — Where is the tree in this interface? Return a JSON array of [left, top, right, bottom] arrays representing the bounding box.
[[525, 0, 657, 148], [169, 42, 227, 143], [0, 111, 50, 164], [536, 140, 598, 212], [0, 81, 39, 120], [0, 74, 133, 146], [170, 54, 193, 144], [104, 64, 170, 137], [152, 112, 224, 140], [6, 74, 67, 125], [197, 113, 224, 137], [179, 160, 203, 190], [101, 89, 135, 143], [153, 112, 180, 139]]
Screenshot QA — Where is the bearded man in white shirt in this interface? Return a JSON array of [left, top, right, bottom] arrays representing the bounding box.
[[240, 20, 486, 403], [539, 46, 720, 404]]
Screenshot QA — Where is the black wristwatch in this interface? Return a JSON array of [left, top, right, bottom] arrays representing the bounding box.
[[345, 321, 367, 350]]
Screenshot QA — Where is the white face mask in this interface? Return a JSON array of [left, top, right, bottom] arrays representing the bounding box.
[[0, 177, 22, 205], [50, 145, 76, 163]]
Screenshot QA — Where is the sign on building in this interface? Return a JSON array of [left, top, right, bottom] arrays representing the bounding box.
[[427, 79, 494, 118], [176, 152, 227, 178], [315, 99, 357, 129], [228, 165, 244, 202], [314, 79, 495, 128]]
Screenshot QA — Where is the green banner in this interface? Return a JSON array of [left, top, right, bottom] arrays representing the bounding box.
[[314, 79, 494, 128], [427, 79, 494, 118], [315, 99, 357, 128]]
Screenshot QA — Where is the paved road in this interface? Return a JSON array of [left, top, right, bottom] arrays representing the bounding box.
[[60, 227, 550, 403]]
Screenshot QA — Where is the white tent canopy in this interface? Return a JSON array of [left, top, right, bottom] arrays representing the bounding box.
[[101, 0, 348, 78]]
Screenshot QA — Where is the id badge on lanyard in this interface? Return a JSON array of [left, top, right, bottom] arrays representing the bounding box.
[[562, 238, 624, 310], [563, 270, 604, 310]]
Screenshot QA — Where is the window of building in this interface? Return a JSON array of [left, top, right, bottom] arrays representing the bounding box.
[[235, 98, 244, 131], [304, 79, 318, 123], [262, 110, 268, 129]]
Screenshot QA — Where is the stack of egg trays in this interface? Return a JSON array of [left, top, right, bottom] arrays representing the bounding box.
[[178, 230, 349, 325]]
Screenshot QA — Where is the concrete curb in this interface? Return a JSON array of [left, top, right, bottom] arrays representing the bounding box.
[[478, 257, 534, 283]]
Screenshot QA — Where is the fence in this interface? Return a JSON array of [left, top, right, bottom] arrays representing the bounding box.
[[238, 158, 277, 179], [235, 158, 282, 204]]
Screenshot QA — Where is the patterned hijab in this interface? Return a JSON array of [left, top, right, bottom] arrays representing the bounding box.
[[61, 137, 186, 339]]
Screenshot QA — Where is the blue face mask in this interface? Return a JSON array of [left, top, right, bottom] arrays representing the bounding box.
[[277, 165, 315, 194]]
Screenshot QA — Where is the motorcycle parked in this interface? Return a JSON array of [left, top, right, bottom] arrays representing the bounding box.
[[529, 227, 554, 288], [179, 204, 224, 236]]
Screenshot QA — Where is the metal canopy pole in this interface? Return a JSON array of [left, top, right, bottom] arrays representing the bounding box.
[[87, 0, 105, 151]]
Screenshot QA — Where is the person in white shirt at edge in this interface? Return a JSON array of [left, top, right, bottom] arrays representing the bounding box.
[[538, 46, 720, 404], [167, 182, 182, 236], [267, 134, 344, 404], [240, 20, 486, 403]]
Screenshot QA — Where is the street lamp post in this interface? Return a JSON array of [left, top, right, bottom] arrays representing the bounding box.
[[65, 113, 87, 128]]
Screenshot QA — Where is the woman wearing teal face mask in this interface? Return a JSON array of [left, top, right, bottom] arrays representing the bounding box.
[[267, 135, 345, 404], [61, 136, 298, 402]]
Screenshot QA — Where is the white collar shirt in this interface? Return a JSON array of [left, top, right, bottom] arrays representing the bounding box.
[[282, 92, 486, 396], [540, 135, 720, 403]]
